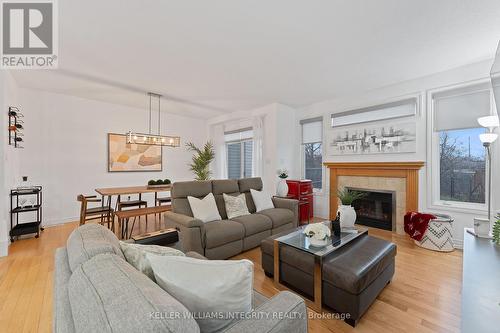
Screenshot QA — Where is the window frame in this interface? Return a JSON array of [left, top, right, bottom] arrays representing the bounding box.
[[427, 80, 490, 214], [300, 117, 324, 193], [226, 138, 253, 179]]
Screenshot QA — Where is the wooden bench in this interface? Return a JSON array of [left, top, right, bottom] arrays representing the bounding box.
[[115, 205, 172, 239]]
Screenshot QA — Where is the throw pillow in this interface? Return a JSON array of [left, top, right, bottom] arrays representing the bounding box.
[[223, 193, 250, 219], [119, 241, 185, 281], [147, 255, 253, 333], [187, 193, 222, 223], [250, 189, 275, 212]]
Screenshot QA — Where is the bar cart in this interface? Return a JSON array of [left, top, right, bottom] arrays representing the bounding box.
[[10, 186, 43, 241]]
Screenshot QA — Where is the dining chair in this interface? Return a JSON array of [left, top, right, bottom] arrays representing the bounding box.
[[77, 195, 115, 230]]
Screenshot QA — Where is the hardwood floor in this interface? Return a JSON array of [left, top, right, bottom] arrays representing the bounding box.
[[0, 219, 463, 333]]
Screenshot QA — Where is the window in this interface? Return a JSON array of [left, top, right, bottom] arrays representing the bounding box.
[[432, 82, 492, 207], [439, 128, 486, 204], [225, 128, 253, 179], [301, 118, 323, 190]]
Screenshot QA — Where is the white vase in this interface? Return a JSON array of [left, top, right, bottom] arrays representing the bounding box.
[[339, 205, 357, 229], [309, 237, 328, 247], [276, 178, 289, 197]]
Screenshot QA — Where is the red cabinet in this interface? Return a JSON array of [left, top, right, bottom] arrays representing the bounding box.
[[286, 179, 313, 224]]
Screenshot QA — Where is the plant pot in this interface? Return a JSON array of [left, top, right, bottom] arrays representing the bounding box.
[[276, 178, 289, 197], [308, 237, 328, 247], [339, 204, 356, 229]]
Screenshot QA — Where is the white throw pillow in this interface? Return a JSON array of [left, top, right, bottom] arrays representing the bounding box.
[[250, 189, 275, 212], [223, 193, 250, 219], [187, 193, 222, 223], [148, 255, 253, 333], [119, 241, 185, 281]]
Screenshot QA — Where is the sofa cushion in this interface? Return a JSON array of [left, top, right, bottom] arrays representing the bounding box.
[[322, 235, 397, 294], [239, 178, 263, 213], [212, 179, 239, 194], [250, 189, 275, 212], [231, 214, 272, 236], [119, 241, 185, 281], [259, 208, 294, 229], [66, 224, 124, 272], [148, 255, 253, 333], [204, 220, 245, 248], [223, 193, 250, 219], [68, 253, 199, 333], [188, 193, 222, 223], [238, 177, 263, 193], [172, 180, 212, 198]]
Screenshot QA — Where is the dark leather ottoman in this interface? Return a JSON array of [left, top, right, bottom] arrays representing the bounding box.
[[261, 232, 396, 326]]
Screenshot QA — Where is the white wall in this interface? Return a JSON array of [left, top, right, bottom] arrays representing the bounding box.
[[297, 59, 499, 247], [15, 88, 208, 226], [1, 71, 21, 256]]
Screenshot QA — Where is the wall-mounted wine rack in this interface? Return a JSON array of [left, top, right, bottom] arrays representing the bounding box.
[[8, 106, 24, 148]]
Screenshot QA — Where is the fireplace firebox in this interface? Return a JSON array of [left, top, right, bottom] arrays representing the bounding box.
[[347, 187, 396, 231]]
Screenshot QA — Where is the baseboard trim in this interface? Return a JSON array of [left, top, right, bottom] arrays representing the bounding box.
[[42, 216, 79, 227]]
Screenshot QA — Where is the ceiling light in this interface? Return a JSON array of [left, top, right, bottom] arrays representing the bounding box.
[[126, 92, 180, 147]]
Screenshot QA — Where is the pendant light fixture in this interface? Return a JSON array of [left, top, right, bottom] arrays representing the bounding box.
[[126, 92, 180, 147]]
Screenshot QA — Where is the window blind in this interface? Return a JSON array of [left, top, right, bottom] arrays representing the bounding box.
[[227, 142, 242, 179], [301, 117, 323, 144], [433, 83, 492, 131], [331, 98, 417, 127], [224, 127, 253, 142]]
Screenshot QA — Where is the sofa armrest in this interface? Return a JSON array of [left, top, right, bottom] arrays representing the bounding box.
[[164, 211, 203, 228], [272, 198, 300, 227], [164, 212, 205, 255], [222, 291, 308, 333]]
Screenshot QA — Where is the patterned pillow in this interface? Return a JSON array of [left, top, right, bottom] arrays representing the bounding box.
[[223, 193, 250, 219], [119, 241, 185, 281]]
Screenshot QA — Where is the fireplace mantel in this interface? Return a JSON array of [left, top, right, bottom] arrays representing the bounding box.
[[324, 162, 425, 220]]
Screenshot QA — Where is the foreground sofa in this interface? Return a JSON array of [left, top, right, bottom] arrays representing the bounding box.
[[165, 177, 299, 259], [54, 224, 308, 333]]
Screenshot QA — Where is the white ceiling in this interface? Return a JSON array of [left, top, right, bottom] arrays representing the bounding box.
[[11, 0, 500, 118]]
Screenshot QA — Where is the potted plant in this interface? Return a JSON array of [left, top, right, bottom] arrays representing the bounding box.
[[336, 188, 367, 229], [303, 223, 331, 247], [276, 169, 289, 196], [147, 178, 171, 188], [493, 213, 500, 246], [186, 141, 215, 181]]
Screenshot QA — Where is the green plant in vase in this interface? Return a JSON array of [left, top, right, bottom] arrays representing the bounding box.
[[186, 141, 215, 181], [493, 213, 500, 245], [336, 188, 367, 229]]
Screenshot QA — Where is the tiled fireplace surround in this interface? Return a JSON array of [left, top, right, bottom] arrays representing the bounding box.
[[325, 162, 425, 235]]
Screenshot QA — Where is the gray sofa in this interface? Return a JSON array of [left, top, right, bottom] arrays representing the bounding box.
[[165, 177, 299, 259], [54, 224, 308, 333]]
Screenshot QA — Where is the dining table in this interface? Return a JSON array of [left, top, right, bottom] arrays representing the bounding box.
[[95, 185, 173, 238], [95, 185, 172, 206]]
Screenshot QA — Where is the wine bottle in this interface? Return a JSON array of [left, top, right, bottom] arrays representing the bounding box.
[[332, 212, 341, 236]]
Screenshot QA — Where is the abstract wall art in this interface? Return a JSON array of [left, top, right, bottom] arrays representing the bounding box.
[[328, 122, 416, 156], [108, 133, 162, 172]]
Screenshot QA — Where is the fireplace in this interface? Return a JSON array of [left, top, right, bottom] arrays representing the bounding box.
[[347, 187, 396, 231]]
